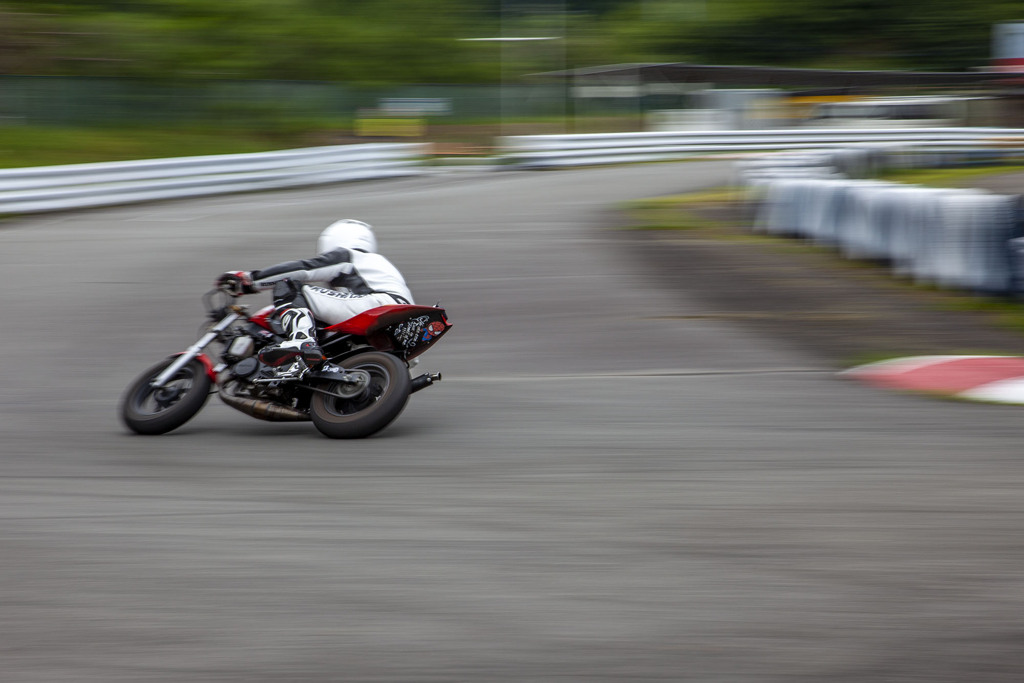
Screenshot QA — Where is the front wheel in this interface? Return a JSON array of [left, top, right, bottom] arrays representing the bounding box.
[[121, 357, 212, 435], [309, 351, 411, 439]]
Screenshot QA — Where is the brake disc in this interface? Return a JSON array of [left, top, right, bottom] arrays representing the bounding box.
[[330, 370, 372, 399]]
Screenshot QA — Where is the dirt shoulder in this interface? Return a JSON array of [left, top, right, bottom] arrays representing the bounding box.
[[615, 173, 1024, 367]]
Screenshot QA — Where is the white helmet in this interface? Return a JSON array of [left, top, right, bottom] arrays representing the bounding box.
[[317, 219, 377, 254]]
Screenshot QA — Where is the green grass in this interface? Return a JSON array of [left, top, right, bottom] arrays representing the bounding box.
[[879, 164, 1024, 187], [930, 293, 1024, 334], [621, 186, 747, 231], [0, 124, 352, 168], [631, 188, 747, 206]]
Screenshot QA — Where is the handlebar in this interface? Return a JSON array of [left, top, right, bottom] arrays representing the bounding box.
[[203, 288, 250, 321]]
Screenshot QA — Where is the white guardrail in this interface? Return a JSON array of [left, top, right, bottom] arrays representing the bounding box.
[[0, 143, 427, 214], [499, 127, 1024, 168]]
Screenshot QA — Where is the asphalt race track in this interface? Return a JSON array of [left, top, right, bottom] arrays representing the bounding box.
[[2, 162, 1024, 681]]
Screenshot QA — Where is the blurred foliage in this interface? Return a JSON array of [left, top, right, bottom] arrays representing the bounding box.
[[0, 0, 498, 82], [2, 0, 1023, 83], [602, 0, 1024, 71]]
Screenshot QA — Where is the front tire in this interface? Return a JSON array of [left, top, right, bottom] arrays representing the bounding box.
[[310, 352, 410, 439], [121, 357, 212, 435]]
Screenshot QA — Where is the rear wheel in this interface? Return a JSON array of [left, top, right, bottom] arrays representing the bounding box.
[[309, 352, 410, 439], [121, 357, 212, 435]]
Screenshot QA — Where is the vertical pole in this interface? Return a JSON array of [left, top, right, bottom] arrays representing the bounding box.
[[563, 5, 572, 133], [500, 1, 506, 139], [636, 65, 644, 131]]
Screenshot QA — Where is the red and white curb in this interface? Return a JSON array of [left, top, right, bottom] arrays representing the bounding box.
[[842, 355, 1024, 404]]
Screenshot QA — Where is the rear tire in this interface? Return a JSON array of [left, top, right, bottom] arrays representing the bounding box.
[[310, 352, 410, 439], [121, 357, 212, 435]]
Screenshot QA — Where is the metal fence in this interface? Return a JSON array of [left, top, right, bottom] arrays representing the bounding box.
[[0, 77, 578, 126]]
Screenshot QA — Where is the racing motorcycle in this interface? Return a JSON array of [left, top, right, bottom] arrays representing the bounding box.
[[120, 288, 451, 439]]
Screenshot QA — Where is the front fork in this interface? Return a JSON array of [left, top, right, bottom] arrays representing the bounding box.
[[149, 312, 242, 389]]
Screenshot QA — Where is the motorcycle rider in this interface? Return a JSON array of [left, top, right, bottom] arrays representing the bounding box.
[[216, 219, 414, 371]]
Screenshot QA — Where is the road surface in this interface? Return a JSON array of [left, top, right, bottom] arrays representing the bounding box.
[[1, 162, 1023, 681]]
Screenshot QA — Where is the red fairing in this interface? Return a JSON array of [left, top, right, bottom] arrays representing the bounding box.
[[325, 305, 433, 336], [325, 304, 452, 358], [249, 305, 276, 331], [174, 352, 218, 381]]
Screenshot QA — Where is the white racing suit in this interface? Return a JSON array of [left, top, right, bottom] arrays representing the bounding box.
[[250, 247, 414, 325], [245, 247, 413, 369]]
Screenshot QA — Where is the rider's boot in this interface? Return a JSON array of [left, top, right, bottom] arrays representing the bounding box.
[[259, 306, 325, 369], [258, 281, 326, 374]]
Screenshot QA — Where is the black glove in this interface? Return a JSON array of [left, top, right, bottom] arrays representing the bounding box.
[[216, 271, 256, 297]]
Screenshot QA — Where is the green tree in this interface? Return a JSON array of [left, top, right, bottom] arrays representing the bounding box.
[[2, 0, 1024, 81]]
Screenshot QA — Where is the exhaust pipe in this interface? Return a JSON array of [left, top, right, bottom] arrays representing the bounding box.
[[218, 387, 310, 422], [411, 372, 442, 394]]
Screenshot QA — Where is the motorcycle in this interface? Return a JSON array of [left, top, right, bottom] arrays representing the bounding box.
[[120, 287, 451, 439]]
